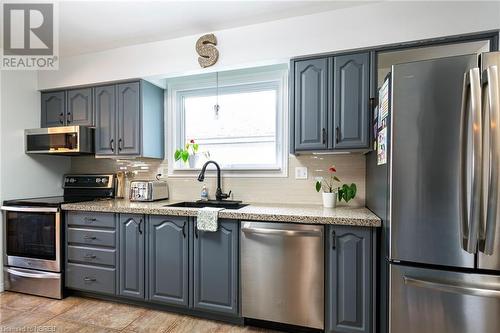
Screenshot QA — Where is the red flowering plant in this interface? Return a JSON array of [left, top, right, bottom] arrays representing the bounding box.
[[315, 165, 357, 203], [174, 139, 199, 163], [315, 165, 340, 193]]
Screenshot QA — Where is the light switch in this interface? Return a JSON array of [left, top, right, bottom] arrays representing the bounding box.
[[295, 167, 308, 179]]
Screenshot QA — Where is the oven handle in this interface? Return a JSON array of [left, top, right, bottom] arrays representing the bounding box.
[[5, 267, 60, 279], [1, 206, 59, 213]]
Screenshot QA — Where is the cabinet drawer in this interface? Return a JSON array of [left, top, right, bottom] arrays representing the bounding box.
[[66, 263, 115, 295], [67, 228, 116, 247], [67, 245, 116, 266], [67, 212, 115, 228]]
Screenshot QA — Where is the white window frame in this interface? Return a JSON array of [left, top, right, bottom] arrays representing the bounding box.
[[166, 65, 289, 178]]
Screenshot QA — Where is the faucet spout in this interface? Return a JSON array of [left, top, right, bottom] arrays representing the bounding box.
[[197, 160, 230, 201]]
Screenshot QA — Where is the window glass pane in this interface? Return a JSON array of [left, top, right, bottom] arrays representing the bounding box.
[[183, 88, 278, 168]]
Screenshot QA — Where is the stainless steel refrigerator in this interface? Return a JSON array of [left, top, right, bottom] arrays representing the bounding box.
[[388, 52, 500, 333]]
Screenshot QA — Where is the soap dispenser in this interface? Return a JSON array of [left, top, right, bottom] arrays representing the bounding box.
[[200, 185, 209, 201]]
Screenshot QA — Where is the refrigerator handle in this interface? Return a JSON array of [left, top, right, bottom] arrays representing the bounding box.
[[459, 68, 482, 254], [404, 275, 500, 298], [481, 65, 500, 255]]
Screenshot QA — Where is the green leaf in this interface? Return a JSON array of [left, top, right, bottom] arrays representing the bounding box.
[[315, 181, 322, 192], [181, 150, 189, 162], [193, 143, 199, 152], [174, 150, 181, 161]]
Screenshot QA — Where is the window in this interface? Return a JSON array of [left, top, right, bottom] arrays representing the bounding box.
[[167, 65, 288, 176]]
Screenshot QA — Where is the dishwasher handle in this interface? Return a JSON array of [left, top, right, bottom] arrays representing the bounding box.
[[241, 226, 322, 237]]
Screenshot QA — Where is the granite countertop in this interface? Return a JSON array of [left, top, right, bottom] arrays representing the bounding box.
[[61, 199, 381, 227]]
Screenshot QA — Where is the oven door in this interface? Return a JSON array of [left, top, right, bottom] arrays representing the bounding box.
[[2, 206, 61, 272]]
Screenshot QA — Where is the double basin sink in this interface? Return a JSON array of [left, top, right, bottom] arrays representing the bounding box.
[[166, 200, 248, 210]]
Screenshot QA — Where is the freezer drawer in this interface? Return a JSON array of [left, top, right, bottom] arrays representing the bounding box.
[[390, 264, 500, 333]]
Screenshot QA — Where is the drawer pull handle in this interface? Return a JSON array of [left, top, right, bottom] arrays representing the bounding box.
[[84, 277, 96, 282], [84, 254, 97, 260], [84, 235, 97, 240], [84, 217, 97, 222]]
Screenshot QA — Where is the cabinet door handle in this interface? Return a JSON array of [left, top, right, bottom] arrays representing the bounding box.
[[322, 128, 326, 144], [195, 222, 199, 238], [118, 138, 123, 151], [67, 112, 72, 124], [110, 139, 114, 152], [84, 277, 96, 282], [83, 235, 96, 240], [59, 112, 64, 124], [84, 254, 97, 260], [332, 230, 336, 249], [182, 222, 186, 238], [335, 127, 340, 144], [138, 218, 143, 234], [84, 217, 97, 223]]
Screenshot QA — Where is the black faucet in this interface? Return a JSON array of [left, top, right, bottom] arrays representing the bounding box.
[[197, 160, 231, 201]]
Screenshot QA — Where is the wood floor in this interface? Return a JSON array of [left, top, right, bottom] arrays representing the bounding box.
[[0, 291, 277, 332]]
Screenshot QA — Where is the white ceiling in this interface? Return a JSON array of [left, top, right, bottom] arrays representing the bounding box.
[[59, 1, 374, 57]]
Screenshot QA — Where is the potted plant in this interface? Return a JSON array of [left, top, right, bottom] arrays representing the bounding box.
[[315, 166, 340, 208], [315, 165, 357, 208], [174, 139, 199, 168]]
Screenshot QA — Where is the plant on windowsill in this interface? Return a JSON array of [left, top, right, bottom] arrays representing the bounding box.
[[315, 165, 357, 208], [174, 139, 199, 168]]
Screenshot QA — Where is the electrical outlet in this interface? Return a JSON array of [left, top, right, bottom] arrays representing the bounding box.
[[295, 167, 308, 179]]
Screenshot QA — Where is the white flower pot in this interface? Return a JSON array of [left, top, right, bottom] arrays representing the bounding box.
[[188, 154, 199, 168], [322, 192, 337, 208]]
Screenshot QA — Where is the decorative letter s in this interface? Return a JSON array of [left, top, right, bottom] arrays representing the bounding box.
[[196, 34, 219, 68]]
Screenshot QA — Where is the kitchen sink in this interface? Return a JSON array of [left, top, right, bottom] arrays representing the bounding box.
[[166, 200, 248, 210]]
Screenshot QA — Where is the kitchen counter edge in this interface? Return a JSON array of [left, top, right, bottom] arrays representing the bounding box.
[[61, 200, 381, 227]]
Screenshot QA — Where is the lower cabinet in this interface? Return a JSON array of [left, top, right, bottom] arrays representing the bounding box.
[[148, 216, 189, 307], [326, 225, 373, 333], [192, 219, 239, 316], [119, 214, 145, 299]]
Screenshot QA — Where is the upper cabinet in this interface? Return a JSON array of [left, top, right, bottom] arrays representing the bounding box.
[[332, 53, 370, 149], [41, 91, 66, 127], [95, 80, 164, 159], [67, 88, 94, 127], [291, 52, 371, 153], [294, 58, 328, 151], [41, 89, 93, 127]]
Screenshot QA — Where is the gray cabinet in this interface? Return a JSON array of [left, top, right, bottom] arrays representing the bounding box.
[[41, 89, 94, 127], [291, 52, 371, 153], [331, 53, 370, 149], [41, 91, 65, 127], [148, 216, 189, 307], [95, 80, 164, 158], [119, 214, 145, 299], [294, 58, 328, 151], [67, 88, 93, 126], [117, 82, 141, 155], [326, 226, 373, 333], [192, 219, 239, 316], [65, 212, 117, 296], [95, 85, 116, 155]]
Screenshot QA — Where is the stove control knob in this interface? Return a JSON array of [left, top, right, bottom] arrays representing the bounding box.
[[101, 178, 108, 183], [69, 178, 76, 183], [95, 178, 101, 183], [65, 178, 69, 183]]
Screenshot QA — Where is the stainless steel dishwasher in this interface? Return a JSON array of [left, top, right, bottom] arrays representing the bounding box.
[[241, 221, 324, 329]]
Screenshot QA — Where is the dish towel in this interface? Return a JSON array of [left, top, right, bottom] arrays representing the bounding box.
[[197, 207, 224, 232]]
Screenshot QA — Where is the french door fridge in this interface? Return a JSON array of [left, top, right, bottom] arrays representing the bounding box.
[[389, 52, 500, 333]]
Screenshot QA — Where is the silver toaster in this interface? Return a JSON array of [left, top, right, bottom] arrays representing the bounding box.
[[129, 180, 169, 202]]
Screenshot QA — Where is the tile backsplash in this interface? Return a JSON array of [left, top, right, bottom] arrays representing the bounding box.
[[70, 154, 366, 206]]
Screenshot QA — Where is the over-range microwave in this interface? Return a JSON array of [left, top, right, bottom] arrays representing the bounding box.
[[25, 126, 94, 155]]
